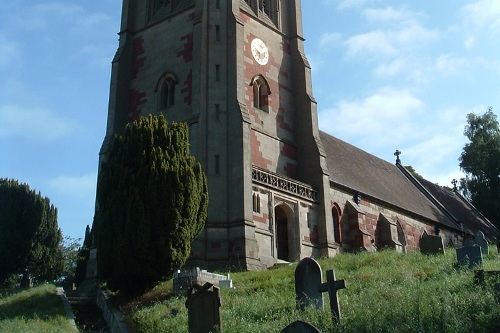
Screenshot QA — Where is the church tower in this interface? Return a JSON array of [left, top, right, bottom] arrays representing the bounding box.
[[101, 0, 337, 270]]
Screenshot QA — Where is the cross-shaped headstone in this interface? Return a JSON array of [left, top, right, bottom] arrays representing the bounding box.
[[318, 269, 346, 325]]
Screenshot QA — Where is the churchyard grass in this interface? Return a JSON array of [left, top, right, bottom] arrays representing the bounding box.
[[0, 283, 78, 333], [126, 246, 499, 333]]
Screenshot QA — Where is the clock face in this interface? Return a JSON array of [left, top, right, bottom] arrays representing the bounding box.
[[251, 38, 269, 65]]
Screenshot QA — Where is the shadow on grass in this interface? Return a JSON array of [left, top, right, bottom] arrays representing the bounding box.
[[0, 285, 66, 321]]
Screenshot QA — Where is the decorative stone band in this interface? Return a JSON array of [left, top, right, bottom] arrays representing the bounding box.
[[252, 166, 318, 202]]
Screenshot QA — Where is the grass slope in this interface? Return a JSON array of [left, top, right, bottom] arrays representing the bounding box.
[[0, 283, 77, 333], [125, 247, 500, 333]]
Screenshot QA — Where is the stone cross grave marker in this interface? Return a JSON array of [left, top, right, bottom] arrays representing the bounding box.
[[319, 269, 346, 325], [185, 283, 222, 333], [281, 320, 321, 333], [295, 257, 323, 310], [474, 230, 489, 256], [419, 232, 445, 255], [456, 245, 483, 269]]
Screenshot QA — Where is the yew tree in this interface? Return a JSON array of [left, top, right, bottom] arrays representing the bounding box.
[[459, 107, 500, 229], [0, 178, 63, 286], [94, 115, 208, 294]]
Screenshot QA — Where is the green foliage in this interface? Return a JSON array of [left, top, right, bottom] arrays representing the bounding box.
[[0, 283, 78, 332], [125, 248, 500, 333], [74, 225, 92, 287], [94, 114, 208, 295], [459, 107, 500, 228], [0, 178, 63, 286], [58, 236, 83, 288]]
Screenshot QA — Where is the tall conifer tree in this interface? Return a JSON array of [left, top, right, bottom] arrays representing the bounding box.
[[0, 179, 63, 286], [94, 115, 208, 294]]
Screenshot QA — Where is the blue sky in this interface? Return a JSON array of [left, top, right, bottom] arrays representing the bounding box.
[[1, 0, 499, 241]]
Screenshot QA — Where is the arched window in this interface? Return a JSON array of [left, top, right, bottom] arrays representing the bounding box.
[[260, 0, 279, 26], [253, 193, 261, 213], [156, 72, 178, 110], [150, 0, 170, 19], [250, 75, 271, 112]]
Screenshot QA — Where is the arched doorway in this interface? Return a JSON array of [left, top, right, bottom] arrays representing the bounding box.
[[275, 205, 290, 261]]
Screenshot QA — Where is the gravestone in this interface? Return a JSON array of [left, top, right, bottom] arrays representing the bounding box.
[[474, 231, 488, 256], [281, 320, 321, 333], [463, 237, 475, 246], [319, 269, 346, 324], [185, 283, 222, 333], [456, 246, 483, 269], [419, 232, 445, 255], [85, 248, 98, 278], [295, 257, 323, 310]]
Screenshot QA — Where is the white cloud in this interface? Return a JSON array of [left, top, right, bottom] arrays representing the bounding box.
[[345, 30, 397, 57], [374, 57, 408, 77], [336, 0, 369, 10], [461, 0, 500, 31], [319, 87, 425, 148], [345, 20, 437, 59], [435, 54, 468, 76], [464, 35, 475, 49], [363, 6, 411, 23], [319, 32, 343, 50], [48, 173, 97, 197], [0, 105, 74, 140]]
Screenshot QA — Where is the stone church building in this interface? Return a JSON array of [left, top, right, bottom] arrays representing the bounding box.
[[98, 0, 498, 270]]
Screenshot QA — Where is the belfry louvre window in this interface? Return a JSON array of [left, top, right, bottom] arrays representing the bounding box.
[[260, 0, 279, 25], [156, 72, 177, 110], [251, 75, 270, 112]]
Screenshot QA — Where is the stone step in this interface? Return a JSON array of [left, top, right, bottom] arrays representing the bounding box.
[[68, 297, 110, 333]]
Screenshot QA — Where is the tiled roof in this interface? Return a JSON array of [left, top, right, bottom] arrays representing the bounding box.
[[319, 131, 459, 230], [418, 177, 499, 242]]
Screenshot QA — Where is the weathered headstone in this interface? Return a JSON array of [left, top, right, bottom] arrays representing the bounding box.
[[281, 320, 321, 333], [85, 248, 98, 278], [185, 283, 222, 333], [420, 232, 445, 255], [456, 246, 483, 269], [474, 231, 489, 256], [295, 257, 323, 310], [319, 269, 346, 325], [463, 237, 475, 246]]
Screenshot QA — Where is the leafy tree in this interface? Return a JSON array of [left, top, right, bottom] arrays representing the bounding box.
[[459, 107, 500, 229], [94, 115, 208, 294], [0, 179, 64, 287], [58, 236, 83, 288]]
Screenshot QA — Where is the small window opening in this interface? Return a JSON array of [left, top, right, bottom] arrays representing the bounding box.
[[215, 25, 221, 41], [215, 64, 220, 81]]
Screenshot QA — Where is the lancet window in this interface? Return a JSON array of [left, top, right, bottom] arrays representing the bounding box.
[[156, 72, 177, 110], [243, 0, 280, 27], [260, 0, 279, 26], [251, 75, 270, 112], [149, 0, 192, 22]]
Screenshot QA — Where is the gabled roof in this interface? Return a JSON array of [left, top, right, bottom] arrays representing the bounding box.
[[319, 131, 460, 231], [417, 177, 499, 242]]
